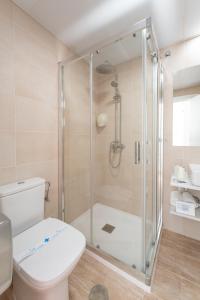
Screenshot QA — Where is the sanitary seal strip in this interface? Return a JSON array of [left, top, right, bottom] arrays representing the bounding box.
[[15, 225, 68, 267]]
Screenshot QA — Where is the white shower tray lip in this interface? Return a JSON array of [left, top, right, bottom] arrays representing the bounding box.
[[71, 203, 143, 270]]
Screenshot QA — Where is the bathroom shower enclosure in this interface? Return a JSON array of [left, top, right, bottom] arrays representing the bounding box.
[[59, 18, 164, 286]]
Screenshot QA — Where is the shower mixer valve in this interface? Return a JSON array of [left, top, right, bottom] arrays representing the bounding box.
[[110, 141, 125, 153]]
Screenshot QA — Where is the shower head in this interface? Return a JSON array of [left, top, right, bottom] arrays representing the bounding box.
[[96, 61, 115, 75]]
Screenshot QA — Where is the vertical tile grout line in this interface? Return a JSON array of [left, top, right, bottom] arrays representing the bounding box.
[[12, 2, 17, 181]]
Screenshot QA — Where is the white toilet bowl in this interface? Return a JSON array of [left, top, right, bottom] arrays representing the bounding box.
[[0, 178, 85, 300], [12, 218, 86, 300]]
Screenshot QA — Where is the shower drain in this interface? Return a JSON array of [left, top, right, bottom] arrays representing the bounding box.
[[131, 264, 136, 269], [89, 284, 109, 300], [102, 224, 115, 233]]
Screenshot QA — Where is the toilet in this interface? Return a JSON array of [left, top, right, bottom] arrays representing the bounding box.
[[0, 177, 86, 300]]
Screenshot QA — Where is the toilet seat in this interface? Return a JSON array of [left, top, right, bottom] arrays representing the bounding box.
[[13, 218, 86, 289]]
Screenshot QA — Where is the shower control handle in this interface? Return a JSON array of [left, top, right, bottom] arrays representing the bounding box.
[[134, 141, 141, 165], [135, 141, 138, 164], [138, 141, 140, 163]]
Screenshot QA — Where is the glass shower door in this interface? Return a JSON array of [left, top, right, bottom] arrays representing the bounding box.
[[91, 30, 145, 272], [60, 18, 163, 286], [62, 56, 92, 244], [144, 25, 163, 282], [157, 63, 164, 232]]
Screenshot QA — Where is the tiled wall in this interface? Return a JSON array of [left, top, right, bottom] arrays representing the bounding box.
[[94, 57, 143, 216], [63, 59, 91, 223], [162, 36, 200, 240], [0, 0, 71, 218]]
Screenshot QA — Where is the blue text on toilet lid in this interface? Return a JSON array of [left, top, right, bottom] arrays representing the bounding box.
[[15, 225, 68, 266]]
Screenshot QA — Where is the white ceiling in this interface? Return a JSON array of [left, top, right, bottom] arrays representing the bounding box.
[[174, 65, 200, 90], [13, 0, 200, 56]]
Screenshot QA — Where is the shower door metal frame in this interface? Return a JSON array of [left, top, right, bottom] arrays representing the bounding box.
[[157, 63, 164, 232], [58, 17, 163, 287], [89, 53, 94, 245], [58, 63, 65, 221], [143, 20, 164, 284], [144, 61, 164, 284]]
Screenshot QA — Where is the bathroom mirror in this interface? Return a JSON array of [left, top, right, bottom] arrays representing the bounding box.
[[173, 65, 200, 146]]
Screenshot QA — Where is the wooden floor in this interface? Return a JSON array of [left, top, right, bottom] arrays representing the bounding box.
[[69, 229, 200, 300], [1, 229, 200, 300]]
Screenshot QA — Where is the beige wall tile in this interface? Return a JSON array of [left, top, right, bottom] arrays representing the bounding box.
[[14, 56, 57, 106], [16, 97, 57, 132], [0, 0, 71, 222], [0, 96, 14, 131], [16, 160, 58, 218], [56, 40, 75, 62], [0, 44, 14, 96], [14, 25, 57, 74], [0, 132, 15, 167], [0, 0, 12, 17], [16, 132, 57, 164], [93, 57, 143, 216], [16, 160, 58, 186], [0, 0, 12, 47], [184, 36, 200, 68], [63, 58, 91, 222], [162, 42, 187, 75], [0, 166, 16, 184], [13, 5, 56, 56], [65, 133, 90, 178]]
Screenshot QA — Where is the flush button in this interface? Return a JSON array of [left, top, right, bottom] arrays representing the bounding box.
[[17, 181, 25, 185]]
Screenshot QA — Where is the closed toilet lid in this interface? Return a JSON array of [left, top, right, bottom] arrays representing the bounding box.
[[13, 218, 86, 288]]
